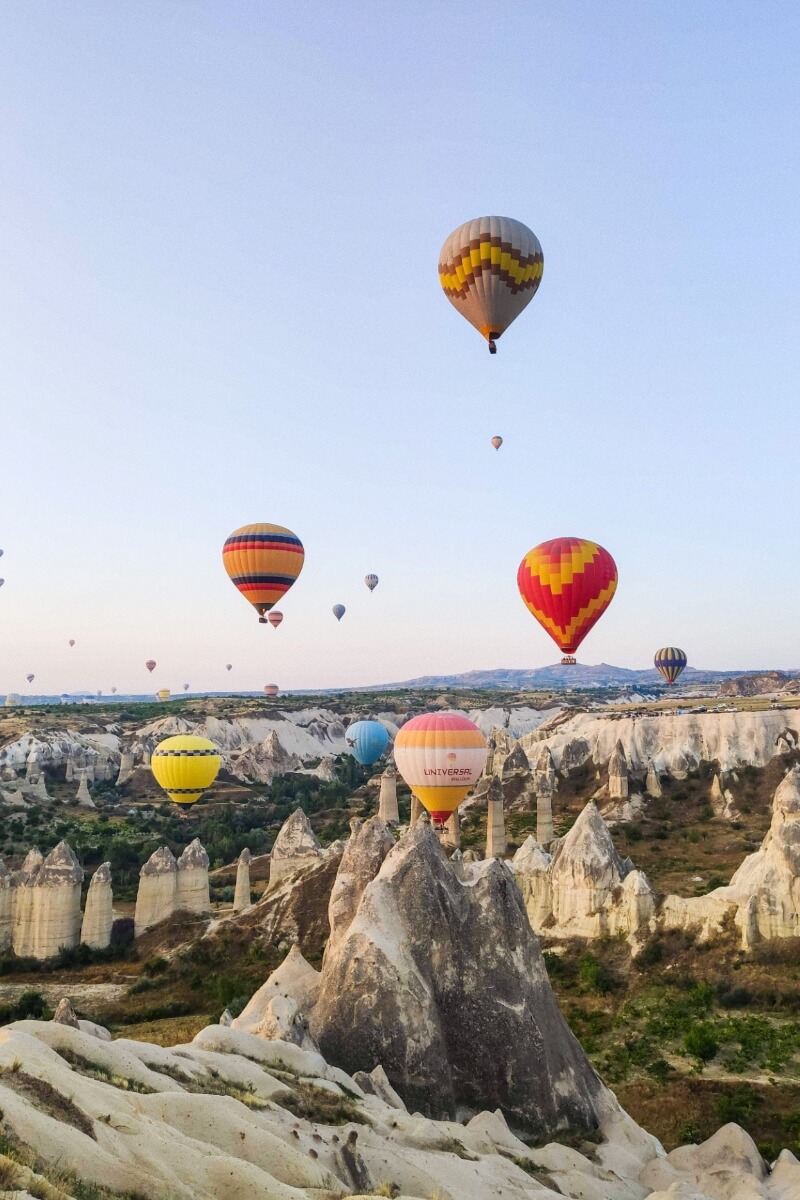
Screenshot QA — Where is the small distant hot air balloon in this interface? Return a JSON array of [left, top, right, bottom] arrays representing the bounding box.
[[491, 436, 503, 450], [439, 216, 543, 353], [0, 579, 4, 588], [264, 684, 280, 698], [332, 604, 346, 621], [111, 687, 117, 694], [654, 647, 687, 685], [146, 660, 156, 673], [68, 639, 75, 647], [395, 713, 486, 826], [151, 734, 221, 808], [365, 574, 379, 592], [517, 538, 618, 664], [0, 549, 3, 556], [157, 688, 171, 702], [226, 663, 233, 671], [267, 611, 283, 629], [222, 523, 304, 623], [183, 683, 190, 691], [26, 674, 34, 683], [346, 720, 390, 766]]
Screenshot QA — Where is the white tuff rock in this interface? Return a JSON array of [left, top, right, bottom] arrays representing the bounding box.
[[134, 846, 178, 935], [268, 808, 322, 886], [232, 847, 252, 912], [80, 862, 113, 949], [176, 838, 211, 914]]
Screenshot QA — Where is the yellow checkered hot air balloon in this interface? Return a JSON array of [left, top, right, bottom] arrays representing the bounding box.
[[151, 735, 221, 808], [439, 216, 543, 353]]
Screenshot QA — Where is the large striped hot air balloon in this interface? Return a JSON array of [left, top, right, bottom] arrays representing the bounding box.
[[151, 734, 221, 808], [394, 713, 486, 826], [517, 538, 618, 663], [345, 720, 390, 766], [654, 647, 687, 684], [439, 216, 543, 353], [222, 523, 304, 623]]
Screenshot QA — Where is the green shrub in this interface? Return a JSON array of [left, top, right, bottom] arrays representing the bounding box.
[[684, 1023, 719, 1062]]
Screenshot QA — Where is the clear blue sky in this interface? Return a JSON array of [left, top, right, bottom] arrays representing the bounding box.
[[1, 2, 798, 694]]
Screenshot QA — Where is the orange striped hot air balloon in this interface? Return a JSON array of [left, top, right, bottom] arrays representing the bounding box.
[[222, 524, 304, 624], [264, 684, 279, 698], [517, 538, 618, 663], [394, 713, 486, 826]]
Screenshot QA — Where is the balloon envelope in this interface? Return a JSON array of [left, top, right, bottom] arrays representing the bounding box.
[[151, 734, 221, 807], [226, 663, 232, 670], [394, 713, 486, 824], [264, 684, 279, 697], [439, 216, 543, 352], [267, 611, 283, 628], [183, 683, 190, 691], [654, 647, 687, 684], [157, 688, 171, 702], [111, 687, 117, 694], [332, 604, 346, 621], [364, 574, 379, 592], [68, 639, 75, 647], [146, 660, 156, 673], [517, 538, 618, 656], [491, 436, 503, 450], [222, 523, 304, 622], [346, 720, 390, 766], [26, 674, 34, 683]]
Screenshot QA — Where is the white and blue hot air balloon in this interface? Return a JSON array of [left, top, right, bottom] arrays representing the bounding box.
[[345, 720, 390, 766]]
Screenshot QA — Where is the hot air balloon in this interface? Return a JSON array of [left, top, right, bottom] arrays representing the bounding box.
[[264, 684, 280, 698], [654, 647, 687, 685], [151, 734, 221, 808], [365, 574, 379, 592], [184, 683, 190, 691], [146, 660, 156, 673], [345, 720, 390, 766], [332, 604, 346, 621], [0, 579, 4, 588], [157, 688, 171, 702], [267, 611, 283, 629], [26, 674, 34, 683], [517, 538, 618, 664], [111, 687, 117, 694], [222, 523, 304, 623], [0, 549, 3, 556], [395, 713, 486, 826], [439, 216, 543, 353], [491, 436, 503, 450], [226, 663, 233, 671], [68, 639, 75, 647]]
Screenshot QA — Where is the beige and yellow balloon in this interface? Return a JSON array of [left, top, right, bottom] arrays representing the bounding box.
[[151, 735, 221, 808]]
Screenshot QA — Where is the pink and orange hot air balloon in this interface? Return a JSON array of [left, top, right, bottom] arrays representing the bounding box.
[[145, 660, 156, 674], [517, 537, 617, 664], [264, 684, 280, 698], [222, 523, 304, 624], [267, 611, 283, 629], [394, 713, 486, 826]]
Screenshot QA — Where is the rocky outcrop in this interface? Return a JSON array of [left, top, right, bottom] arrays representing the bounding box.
[[80, 862, 113, 949], [0, 859, 12, 950], [720, 671, 793, 697], [176, 839, 210, 914], [74, 769, 95, 808], [308, 815, 608, 1136], [710, 772, 740, 820], [645, 761, 662, 798], [533, 744, 556, 843], [12, 842, 84, 959], [232, 847, 251, 912], [268, 809, 322, 885], [233, 944, 321, 1051], [52, 997, 80, 1028], [513, 802, 655, 944], [377, 765, 399, 823], [134, 846, 178, 935], [607, 740, 629, 800]]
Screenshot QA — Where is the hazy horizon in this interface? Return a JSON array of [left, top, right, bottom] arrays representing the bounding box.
[[2, 2, 799, 694]]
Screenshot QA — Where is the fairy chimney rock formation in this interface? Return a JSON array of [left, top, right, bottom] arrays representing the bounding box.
[[484, 735, 496, 777], [645, 761, 662, 798], [52, 997, 80, 1029], [378, 765, 399, 824], [533, 744, 557, 843], [75, 770, 95, 809], [116, 750, 136, 786], [308, 816, 607, 1135], [0, 860, 12, 951], [485, 776, 507, 859], [176, 838, 211, 915], [134, 846, 178, 935], [511, 836, 553, 930], [442, 808, 461, 849], [410, 794, 423, 827], [269, 808, 322, 886], [80, 862, 113, 949], [607, 740, 629, 800], [232, 847, 252, 912], [13, 841, 84, 959]]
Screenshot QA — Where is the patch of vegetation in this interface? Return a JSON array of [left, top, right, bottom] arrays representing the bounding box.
[[279, 1080, 363, 1125]]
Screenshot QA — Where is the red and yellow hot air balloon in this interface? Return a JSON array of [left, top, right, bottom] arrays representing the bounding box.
[[517, 538, 618, 664], [222, 523, 304, 623], [439, 216, 543, 353], [394, 713, 486, 826], [264, 684, 280, 698], [267, 611, 283, 629]]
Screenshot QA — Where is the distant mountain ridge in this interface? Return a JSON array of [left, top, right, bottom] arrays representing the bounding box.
[[375, 663, 800, 691]]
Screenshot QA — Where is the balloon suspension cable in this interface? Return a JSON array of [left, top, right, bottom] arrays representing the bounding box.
[[488, 338, 497, 354]]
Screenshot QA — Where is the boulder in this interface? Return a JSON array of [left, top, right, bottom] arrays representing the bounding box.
[[310, 815, 608, 1136], [52, 998, 80, 1029], [268, 808, 322, 886]]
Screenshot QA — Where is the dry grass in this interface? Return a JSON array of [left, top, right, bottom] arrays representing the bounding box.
[[117, 1011, 211, 1046]]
